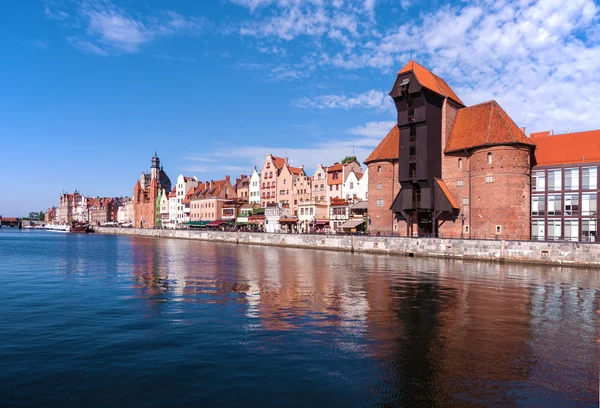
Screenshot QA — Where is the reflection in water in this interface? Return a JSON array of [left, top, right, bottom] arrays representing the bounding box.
[[125, 237, 599, 406], [0, 231, 597, 407]]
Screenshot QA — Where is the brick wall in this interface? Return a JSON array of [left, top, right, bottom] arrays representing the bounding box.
[[367, 161, 406, 235], [470, 146, 531, 239]]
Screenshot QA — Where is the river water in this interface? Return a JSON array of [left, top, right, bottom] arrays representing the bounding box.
[[0, 230, 597, 407]]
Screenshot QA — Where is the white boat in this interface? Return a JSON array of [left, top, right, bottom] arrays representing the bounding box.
[[46, 224, 71, 232]]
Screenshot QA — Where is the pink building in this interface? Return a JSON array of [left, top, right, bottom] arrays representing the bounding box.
[[189, 177, 237, 221]]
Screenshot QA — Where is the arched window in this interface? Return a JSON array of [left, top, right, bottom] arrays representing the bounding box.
[[377, 165, 382, 174], [487, 152, 493, 164]]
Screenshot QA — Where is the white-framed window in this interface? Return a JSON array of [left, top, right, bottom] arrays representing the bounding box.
[[582, 219, 597, 242], [582, 167, 598, 190], [564, 168, 579, 191], [486, 176, 494, 183], [531, 219, 545, 240], [376, 199, 384, 207], [462, 198, 469, 206], [547, 219, 561, 240], [532, 195, 545, 216], [564, 193, 579, 216], [457, 180, 463, 187], [487, 152, 493, 164], [547, 169, 562, 191], [564, 219, 579, 241], [495, 225, 501, 234], [582, 193, 597, 216], [532, 170, 545, 192], [458, 158, 463, 169], [377, 183, 382, 190], [350, 182, 354, 189]]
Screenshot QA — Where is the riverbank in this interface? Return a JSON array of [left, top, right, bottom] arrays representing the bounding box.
[[96, 227, 600, 268]]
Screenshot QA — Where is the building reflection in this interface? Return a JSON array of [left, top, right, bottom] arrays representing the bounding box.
[[125, 238, 599, 405]]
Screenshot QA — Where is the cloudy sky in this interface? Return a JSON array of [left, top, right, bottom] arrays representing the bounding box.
[[1, 0, 599, 215]]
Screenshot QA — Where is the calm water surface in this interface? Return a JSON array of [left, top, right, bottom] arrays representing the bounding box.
[[0, 230, 598, 407]]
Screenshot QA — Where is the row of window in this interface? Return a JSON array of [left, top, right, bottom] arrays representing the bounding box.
[[532, 193, 597, 216], [533, 167, 597, 192], [532, 219, 597, 241], [299, 208, 315, 216]]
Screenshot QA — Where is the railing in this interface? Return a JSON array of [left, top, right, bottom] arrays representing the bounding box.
[[166, 227, 600, 243]]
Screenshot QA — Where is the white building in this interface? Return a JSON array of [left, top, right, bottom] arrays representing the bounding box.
[[159, 189, 169, 228], [264, 204, 291, 233], [175, 175, 199, 226], [117, 198, 134, 225], [168, 189, 177, 228], [298, 200, 329, 233], [249, 168, 261, 205], [343, 167, 368, 202]]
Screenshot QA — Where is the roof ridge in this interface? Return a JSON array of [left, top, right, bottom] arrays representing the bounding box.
[[486, 102, 493, 145], [495, 101, 518, 143]]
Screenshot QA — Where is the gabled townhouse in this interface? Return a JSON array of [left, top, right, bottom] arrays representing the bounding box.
[[167, 188, 177, 228], [189, 177, 237, 222], [249, 168, 261, 205], [326, 163, 343, 202], [292, 169, 312, 215], [343, 167, 368, 202], [235, 175, 250, 202], [159, 188, 169, 227], [175, 174, 199, 225], [311, 164, 328, 203], [260, 154, 284, 208]]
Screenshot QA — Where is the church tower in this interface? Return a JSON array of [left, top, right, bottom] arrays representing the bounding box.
[[151, 152, 160, 181]]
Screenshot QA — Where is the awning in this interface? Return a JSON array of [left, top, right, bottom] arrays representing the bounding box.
[[235, 222, 250, 226], [278, 217, 298, 223], [339, 219, 365, 229], [350, 200, 368, 210], [315, 220, 329, 226], [184, 220, 209, 226], [207, 220, 228, 227]]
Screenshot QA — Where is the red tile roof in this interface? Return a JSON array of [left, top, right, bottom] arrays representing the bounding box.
[[289, 166, 305, 175], [327, 163, 343, 172], [398, 60, 464, 106], [364, 125, 399, 164], [532, 130, 600, 167], [435, 179, 459, 209], [272, 156, 287, 169], [445, 101, 534, 154]]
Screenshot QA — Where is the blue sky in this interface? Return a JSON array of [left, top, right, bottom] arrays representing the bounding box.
[[1, 0, 599, 216]]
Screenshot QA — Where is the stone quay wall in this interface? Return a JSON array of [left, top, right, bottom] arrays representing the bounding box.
[[96, 227, 600, 268]]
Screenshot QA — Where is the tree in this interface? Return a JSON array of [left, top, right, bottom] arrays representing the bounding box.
[[341, 155, 357, 164], [39, 212, 45, 221], [28, 212, 39, 220]]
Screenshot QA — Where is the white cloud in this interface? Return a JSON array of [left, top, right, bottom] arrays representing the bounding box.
[[348, 120, 395, 138], [294, 89, 394, 112], [46, 1, 205, 56]]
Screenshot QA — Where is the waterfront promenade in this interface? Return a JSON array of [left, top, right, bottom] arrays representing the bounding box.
[[98, 227, 600, 268]]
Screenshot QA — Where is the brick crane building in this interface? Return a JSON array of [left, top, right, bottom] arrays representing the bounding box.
[[368, 61, 535, 238]]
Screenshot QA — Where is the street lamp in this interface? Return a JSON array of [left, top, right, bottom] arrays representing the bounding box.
[[460, 213, 466, 238]]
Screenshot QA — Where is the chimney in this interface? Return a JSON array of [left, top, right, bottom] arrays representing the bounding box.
[[210, 180, 214, 189], [519, 127, 526, 134], [225, 175, 230, 183]]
